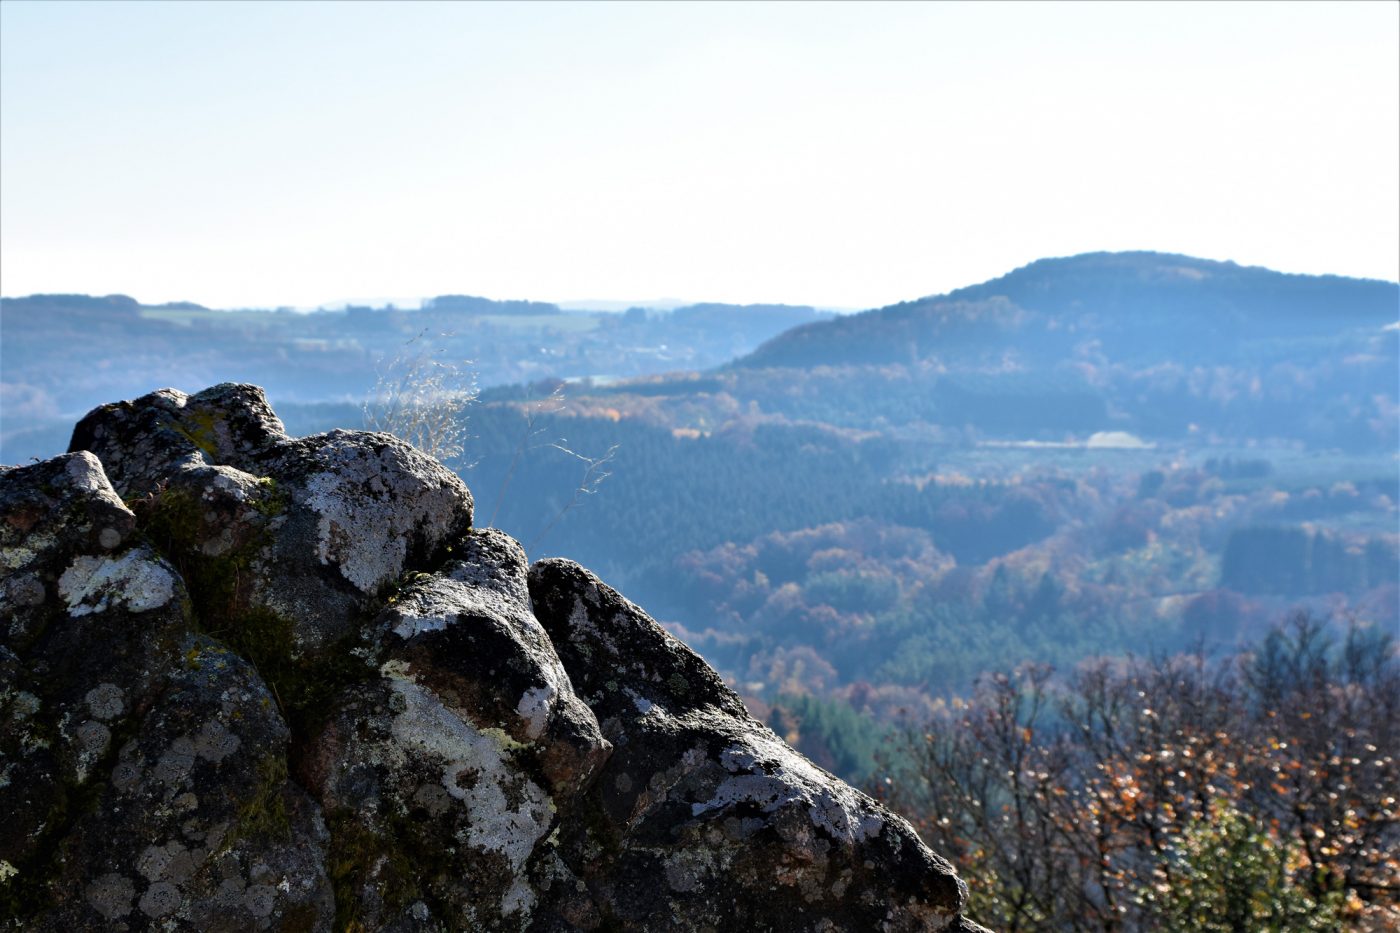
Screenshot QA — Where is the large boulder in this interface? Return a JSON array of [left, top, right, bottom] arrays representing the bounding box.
[[528, 558, 969, 931], [0, 384, 987, 931]]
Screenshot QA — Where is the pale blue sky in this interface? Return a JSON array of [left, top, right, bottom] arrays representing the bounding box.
[[2, 0, 1397, 309]]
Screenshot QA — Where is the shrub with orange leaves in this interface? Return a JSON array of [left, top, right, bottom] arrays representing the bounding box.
[[873, 612, 1399, 932]]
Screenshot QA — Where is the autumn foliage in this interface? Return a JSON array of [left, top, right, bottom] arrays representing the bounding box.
[[875, 614, 1399, 931]]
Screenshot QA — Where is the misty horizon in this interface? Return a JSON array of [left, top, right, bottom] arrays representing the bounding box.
[[6, 248, 1397, 317]]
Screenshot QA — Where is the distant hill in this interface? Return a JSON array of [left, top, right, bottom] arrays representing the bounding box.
[[737, 252, 1399, 370], [423, 294, 562, 314], [525, 251, 1400, 452], [0, 291, 831, 463]]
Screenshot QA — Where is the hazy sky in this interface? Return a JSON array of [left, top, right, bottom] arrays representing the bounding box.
[[2, 0, 1397, 309]]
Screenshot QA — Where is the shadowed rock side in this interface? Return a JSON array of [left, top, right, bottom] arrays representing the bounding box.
[[1, 452, 332, 931], [1, 383, 987, 931]]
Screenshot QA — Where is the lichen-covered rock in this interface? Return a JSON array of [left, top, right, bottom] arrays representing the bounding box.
[[528, 558, 969, 931], [2, 451, 141, 652], [67, 384, 287, 500], [1, 453, 333, 932], [371, 529, 610, 799], [2, 453, 184, 894], [307, 676, 556, 930], [69, 384, 474, 664], [302, 529, 610, 931], [2, 385, 988, 932], [30, 638, 334, 932]]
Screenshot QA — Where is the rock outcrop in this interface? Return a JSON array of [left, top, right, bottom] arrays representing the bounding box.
[[2, 384, 986, 932]]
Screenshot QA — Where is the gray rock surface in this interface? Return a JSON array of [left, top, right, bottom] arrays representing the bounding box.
[[32, 637, 335, 932], [70, 384, 474, 660], [300, 529, 610, 931], [528, 558, 968, 932], [2, 451, 333, 931], [0, 384, 987, 931]]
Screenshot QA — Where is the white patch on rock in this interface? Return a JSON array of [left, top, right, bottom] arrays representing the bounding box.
[[385, 575, 569, 748], [444, 544, 531, 607], [515, 685, 557, 741], [388, 575, 513, 640], [298, 437, 466, 594], [193, 719, 240, 763], [152, 736, 197, 786], [244, 884, 277, 919], [137, 842, 190, 883], [567, 599, 600, 639], [625, 689, 656, 715], [139, 880, 182, 918], [58, 551, 176, 617], [384, 677, 553, 916], [71, 720, 112, 784], [64, 451, 114, 495], [689, 734, 884, 845], [500, 877, 537, 917], [111, 757, 143, 793], [206, 466, 259, 499], [75, 720, 111, 754], [390, 603, 451, 640]]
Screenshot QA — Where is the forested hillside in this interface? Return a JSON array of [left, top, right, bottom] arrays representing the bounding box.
[[9, 253, 1397, 780], [250, 255, 1400, 791], [384, 254, 1395, 927], [742, 251, 1396, 370]]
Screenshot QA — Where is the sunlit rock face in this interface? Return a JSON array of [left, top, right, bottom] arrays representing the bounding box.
[[2, 383, 987, 932]]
